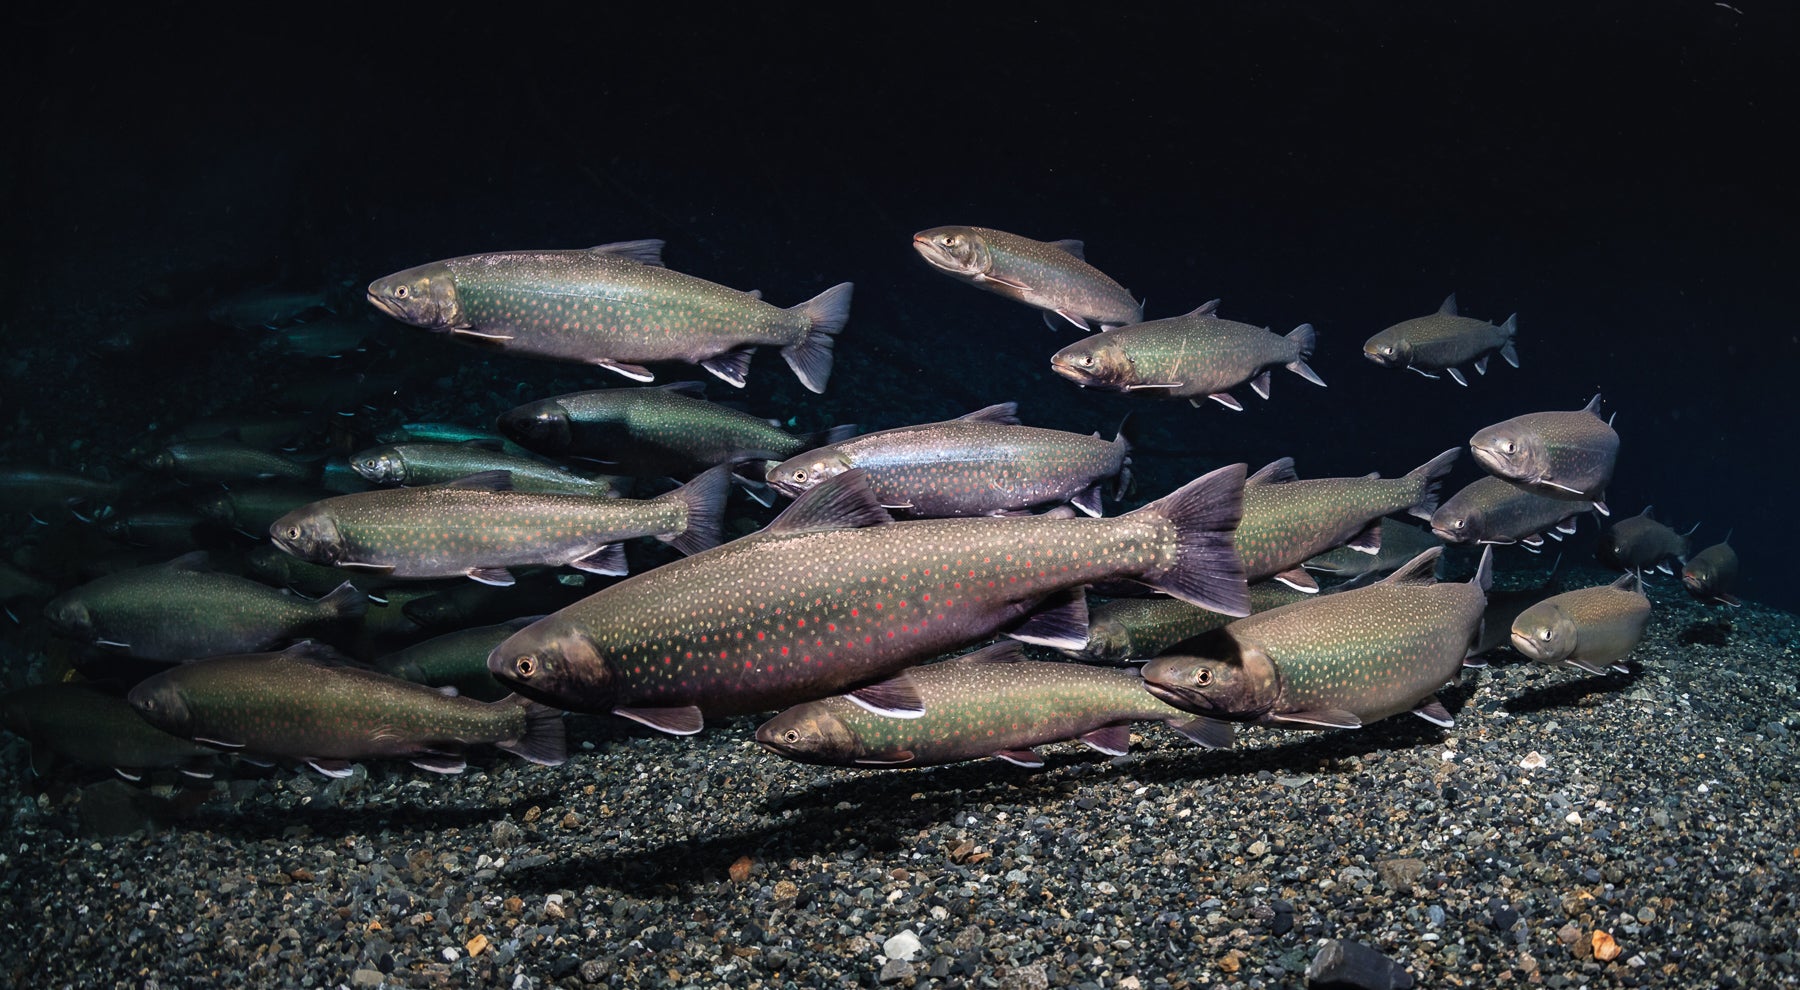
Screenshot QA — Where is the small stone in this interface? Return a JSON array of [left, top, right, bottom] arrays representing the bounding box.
[[545, 896, 566, 920], [351, 969, 384, 988], [466, 933, 490, 957], [1376, 857, 1427, 889], [729, 856, 754, 882], [1557, 921, 1582, 945], [1305, 938, 1415, 989], [523, 805, 542, 823], [1248, 839, 1269, 856], [579, 959, 608, 983], [1636, 905, 1656, 924], [560, 811, 580, 829], [1565, 811, 1582, 825], [772, 879, 798, 902], [503, 896, 523, 915], [998, 963, 1050, 990], [884, 930, 922, 962], [288, 868, 314, 883], [878, 959, 914, 984], [1219, 949, 1244, 973], [1519, 751, 1547, 770], [1592, 930, 1621, 961]]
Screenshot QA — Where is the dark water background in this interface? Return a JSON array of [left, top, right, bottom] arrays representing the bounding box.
[[4, 5, 1794, 609]]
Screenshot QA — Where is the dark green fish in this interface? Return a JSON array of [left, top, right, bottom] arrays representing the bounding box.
[[127, 643, 565, 776], [1049, 299, 1324, 409], [1682, 538, 1740, 607], [1469, 393, 1618, 509], [367, 240, 852, 392], [207, 288, 331, 329], [1431, 475, 1596, 550], [0, 464, 123, 520], [0, 561, 54, 622], [912, 226, 1141, 331], [1235, 449, 1460, 592], [756, 641, 1230, 768], [1363, 294, 1519, 385], [1, 683, 220, 780], [1510, 572, 1649, 674], [350, 442, 620, 498], [245, 544, 402, 599], [193, 485, 328, 536], [140, 438, 316, 484], [1597, 506, 1695, 575], [1076, 583, 1312, 663], [1302, 519, 1443, 584], [99, 504, 211, 549], [43, 551, 367, 660], [499, 381, 854, 477], [765, 402, 1130, 518], [1142, 547, 1489, 736], [258, 317, 373, 358], [488, 464, 1249, 735], [270, 466, 728, 585], [374, 618, 540, 702]]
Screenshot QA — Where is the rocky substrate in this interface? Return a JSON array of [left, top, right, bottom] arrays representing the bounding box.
[[1, 576, 1796, 989]]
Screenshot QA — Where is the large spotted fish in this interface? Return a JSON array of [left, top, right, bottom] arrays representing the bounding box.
[[1509, 572, 1650, 674], [912, 226, 1141, 331], [1362, 293, 1519, 386], [1430, 475, 1597, 551], [487, 464, 1250, 735], [367, 240, 852, 393], [1469, 393, 1618, 510]]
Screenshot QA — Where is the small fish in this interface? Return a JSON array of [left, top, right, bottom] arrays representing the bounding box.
[[766, 402, 1131, 518], [127, 643, 565, 775], [368, 240, 852, 392], [1469, 394, 1618, 509], [207, 288, 331, 330], [488, 464, 1249, 735], [0, 464, 124, 520], [350, 442, 620, 498], [499, 381, 855, 478], [374, 618, 541, 702], [1597, 506, 1695, 575], [756, 641, 1231, 768], [1510, 572, 1649, 674], [1472, 555, 1566, 656], [1363, 294, 1519, 386], [258, 318, 374, 359], [140, 438, 317, 485], [245, 544, 401, 599], [1302, 519, 1444, 583], [1, 683, 221, 781], [1682, 537, 1740, 607], [99, 504, 213, 549], [376, 422, 525, 451], [1142, 546, 1490, 737], [270, 466, 729, 585], [1076, 583, 1313, 663], [1236, 449, 1460, 592], [42, 551, 367, 661], [192, 486, 327, 536], [1049, 299, 1324, 410], [912, 226, 1141, 331], [1431, 475, 1596, 551]]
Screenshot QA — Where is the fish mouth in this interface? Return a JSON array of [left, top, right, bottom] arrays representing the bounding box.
[[1431, 525, 1467, 543], [1508, 631, 1549, 661], [1467, 444, 1507, 476], [1143, 678, 1208, 714], [1048, 358, 1099, 386], [366, 290, 405, 322]]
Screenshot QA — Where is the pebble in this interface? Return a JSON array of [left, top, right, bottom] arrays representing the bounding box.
[[883, 930, 922, 962]]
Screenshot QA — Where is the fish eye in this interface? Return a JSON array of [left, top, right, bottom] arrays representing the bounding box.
[[1077, 354, 1093, 366], [944, 235, 961, 247], [394, 285, 409, 298], [139, 698, 156, 711], [285, 527, 301, 540], [792, 470, 808, 483], [1538, 629, 1552, 641], [1452, 519, 1466, 530], [515, 655, 537, 677], [1501, 440, 1517, 455], [783, 729, 799, 744], [1195, 668, 1213, 686]]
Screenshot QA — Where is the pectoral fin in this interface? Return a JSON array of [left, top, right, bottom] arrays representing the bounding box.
[[1273, 568, 1321, 593], [594, 359, 656, 382], [976, 271, 1031, 291], [1264, 709, 1362, 730], [613, 705, 705, 736], [452, 328, 515, 342]]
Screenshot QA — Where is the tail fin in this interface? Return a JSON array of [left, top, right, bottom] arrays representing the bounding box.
[[496, 697, 567, 766], [798, 423, 860, 449], [1499, 314, 1520, 368], [782, 282, 854, 393], [316, 581, 369, 622], [1128, 463, 1249, 616], [1284, 324, 1326, 387], [1403, 448, 1461, 521], [1112, 414, 1137, 499], [659, 464, 731, 556]]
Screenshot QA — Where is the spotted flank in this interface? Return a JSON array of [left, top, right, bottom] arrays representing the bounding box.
[[912, 226, 1141, 331]]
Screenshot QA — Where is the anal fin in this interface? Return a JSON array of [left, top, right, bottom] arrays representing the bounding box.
[[1412, 698, 1454, 727], [613, 705, 705, 736], [571, 543, 628, 576], [993, 748, 1045, 768], [1273, 568, 1321, 593]]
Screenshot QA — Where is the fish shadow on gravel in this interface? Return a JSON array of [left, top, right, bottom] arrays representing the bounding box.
[[1678, 618, 1734, 648], [1499, 664, 1639, 715], [190, 783, 562, 841]]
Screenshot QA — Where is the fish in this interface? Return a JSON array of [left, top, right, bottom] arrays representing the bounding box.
[[1509, 572, 1650, 674], [42, 551, 367, 660], [912, 226, 1142, 331], [257, 318, 374, 359], [499, 381, 856, 478], [765, 402, 1131, 518], [487, 463, 1249, 735], [206, 288, 332, 330], [756, 641, 1233, 768], [0, 561, 55, 623], [245, 544, 401, 599], [1469, 393, 1618, 509], [1075, 582, 1314, 663], [1141, 546, 1490, 737], [270, 465, 729, 586], [98, 504, 213, 549], [126, 643, 565, 776], [1, 683, 221, 781], [1681, 538, 1740, 607], [1302, 519, 1444, 584], [1048, 299, 1324, 409], [1362, 294, 1519, 386], [350, 442, 621, 498], [193, 485, 329, 536], [377, 422, 525, 450], [1235, 449, 1460, 593], [139, 438, 317, 484], [0, 464, 124, 521], [1430, 475, 1597, 550], [373, 618, 541, 702], [1472, 555, 1566, 656], [1596, 506, 1696, 575], [367, 240, 852, 393]]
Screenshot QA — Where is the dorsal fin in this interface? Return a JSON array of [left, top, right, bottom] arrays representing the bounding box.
[[1047, 239, 1085, 260], [1636, 505, 1655, 520], [958, 641, 1027, 664], [163, 550, 212, 572], [441, 470, 513, 492], [277, 640, 354, 666], [1186, 299, 1223, 319], [1472, 545, 1493, 592], [1439, 293, 1459, 316], [956, 401, 1021, 425], [1582, 392, 1604, 416], [1611, 571, 1644, 593], [1247, 457, 1299, 486], [660, 381, 709, 398], [586, 239, 666, 266], [763, 468, 893, 536], [1379, 546, 1444, 587]]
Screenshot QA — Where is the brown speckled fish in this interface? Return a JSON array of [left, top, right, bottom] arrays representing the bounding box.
[[1363, 294, 1519, 386], [1236, 449, 1460, 593], [765, 402, 1131, 518], [912, 226, 1141, 331], [1075, 583, 1313, 663], [755, 641, 1232, 768], [1682, 537, 1741, 607], [1510, 572, 1650, 674], [1142, 546, 1490, 738], [1431, 475, 1596, 551], [270, 466, 729, 585], [127, 643, 565, 776], [1049, 299, 1324, 410], [1596, 506, 1695, 575], [1, 683, 220, 781], [368, 240, 852, 393], [351, 442, 620, 498], [1469, 393, 1618, 510], [488, 464, 1249, 735]]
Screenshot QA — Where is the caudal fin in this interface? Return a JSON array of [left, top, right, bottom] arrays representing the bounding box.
[[1128, 463, 1250, 616], [782, 282, 854, 393], [659, 463, 731, 556], [1403, 448, 1461, 521], [496, 697, 567, 766], [1499, 314, 1520, 368], [1284, 323, 1326, 387]]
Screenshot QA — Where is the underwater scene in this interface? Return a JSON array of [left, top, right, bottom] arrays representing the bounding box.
[[3, 6, 1796, 989]]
